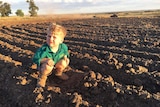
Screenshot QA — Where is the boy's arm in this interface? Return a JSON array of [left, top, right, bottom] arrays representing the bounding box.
[[63, 55, 70, 66], [62, 43, 70, 58], [33, 51, 54, 67]]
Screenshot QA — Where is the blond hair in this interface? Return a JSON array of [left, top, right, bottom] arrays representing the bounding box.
[[47, 23, 67, 38]]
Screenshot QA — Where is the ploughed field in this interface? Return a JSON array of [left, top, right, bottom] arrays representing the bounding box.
[[0, 17, 160, 107]]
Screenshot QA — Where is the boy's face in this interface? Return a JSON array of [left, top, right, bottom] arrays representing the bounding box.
[[46, 31, 64, 48]]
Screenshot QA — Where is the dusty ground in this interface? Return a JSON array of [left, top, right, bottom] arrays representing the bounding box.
[[0, 17, 160, 107]]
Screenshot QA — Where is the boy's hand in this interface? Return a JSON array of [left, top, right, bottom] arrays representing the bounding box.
[[46, 59, 54, 67], [55, 55, 69, 70], [40, 58, 54, 66]]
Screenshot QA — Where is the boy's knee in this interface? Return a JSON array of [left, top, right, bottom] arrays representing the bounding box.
[[55, 66, 64, 76], [55, 63, 66, 75], [55, 63, 66, 71], [55, 59, 69, 69], [40, 63, 54, 75]]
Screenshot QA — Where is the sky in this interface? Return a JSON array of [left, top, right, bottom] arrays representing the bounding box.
[[2, 0, 160, 15]]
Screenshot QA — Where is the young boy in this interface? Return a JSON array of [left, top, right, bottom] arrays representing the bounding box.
[[33, 23, 70, 87]]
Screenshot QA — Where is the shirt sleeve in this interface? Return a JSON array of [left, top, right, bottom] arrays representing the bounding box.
[[32, 47, 43, 66], [62, 43, 69, 58]]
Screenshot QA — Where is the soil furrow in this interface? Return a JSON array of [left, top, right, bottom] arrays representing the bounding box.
[[65, 37, 160, 54], [66, 40, 160, 61], [0, 33, 40, 51], [0, 27, 45, 44], [0, 40, 33, 64]]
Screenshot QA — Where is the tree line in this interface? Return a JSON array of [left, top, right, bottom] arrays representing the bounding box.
[[0, 0, 39, 17]]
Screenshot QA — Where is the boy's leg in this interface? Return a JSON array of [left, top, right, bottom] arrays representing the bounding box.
[[37, 63, 54, 87], [54, 59, 69, 80]]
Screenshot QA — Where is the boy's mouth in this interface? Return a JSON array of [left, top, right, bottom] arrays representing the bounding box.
[[49, 41, 54, 44]]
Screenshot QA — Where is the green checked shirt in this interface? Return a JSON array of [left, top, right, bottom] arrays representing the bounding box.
[[33, 43, 69, 66]]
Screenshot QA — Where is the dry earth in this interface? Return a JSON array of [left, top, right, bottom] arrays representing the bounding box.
[[0, 17, 160, 107]]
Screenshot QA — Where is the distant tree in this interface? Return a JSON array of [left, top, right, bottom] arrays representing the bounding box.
[[0, 1, 12, 17], [15, 9, 24, 17], [26, 0, 39, 17]]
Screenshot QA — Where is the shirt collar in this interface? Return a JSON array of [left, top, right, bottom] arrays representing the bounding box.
[[43, 43, 62, 53]]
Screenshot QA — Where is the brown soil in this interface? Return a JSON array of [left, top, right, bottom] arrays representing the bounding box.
[[0, 17, 159, 107]]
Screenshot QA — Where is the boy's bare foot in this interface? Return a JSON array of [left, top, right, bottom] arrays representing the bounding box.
[[56, 73, 69, 80]]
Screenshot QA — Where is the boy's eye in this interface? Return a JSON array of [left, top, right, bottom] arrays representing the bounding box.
[[47, 35, 51, 38], [47, 35, 57, 39]]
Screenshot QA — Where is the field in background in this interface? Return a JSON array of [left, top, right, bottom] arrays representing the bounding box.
[[0, 9, 160, 26], [0, 9, 159, 107]]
